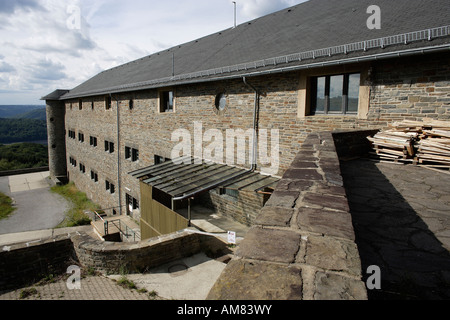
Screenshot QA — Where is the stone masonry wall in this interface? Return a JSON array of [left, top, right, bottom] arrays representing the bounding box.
[[0, 230, 230, 291], [62, 52, 450, 223], [207, 131, 368, 300], [71, 229, 229, 275], [0, 235, 76, 291]]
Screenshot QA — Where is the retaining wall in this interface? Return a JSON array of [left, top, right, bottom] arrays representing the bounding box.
[[207, 130, 373, 300], [71, 230, 224, 274], [0, 229, 230, 291], [0, 234, 75, 291]]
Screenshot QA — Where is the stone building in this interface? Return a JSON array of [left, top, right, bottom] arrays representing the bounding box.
[[42, 0, 450, 240]]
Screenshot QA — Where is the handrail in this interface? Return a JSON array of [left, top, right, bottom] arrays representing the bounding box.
[[105, 218, 140, 242]]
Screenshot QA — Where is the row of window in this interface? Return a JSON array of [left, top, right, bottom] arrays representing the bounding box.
[[68, 130, 139, 162], [69, 156, 116, 195], [69, 157, 140, 212], [68, 90, 174, 113], [68, 72, 362, 117]]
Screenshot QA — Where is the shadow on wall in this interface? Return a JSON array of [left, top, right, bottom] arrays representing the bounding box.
[[341, 159, 450, 300]]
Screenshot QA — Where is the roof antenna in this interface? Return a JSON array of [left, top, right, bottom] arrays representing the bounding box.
[[232, 1, 237, 28]]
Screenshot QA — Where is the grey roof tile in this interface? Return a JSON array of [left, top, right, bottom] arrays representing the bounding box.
[[58, 0, 450, 100]]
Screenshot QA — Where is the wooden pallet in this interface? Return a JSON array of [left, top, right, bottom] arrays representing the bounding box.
[[368, 119, 450, 171]]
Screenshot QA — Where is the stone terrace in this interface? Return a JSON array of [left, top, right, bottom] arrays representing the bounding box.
[[341, 159, 450, 299], [208, 131, 369, 300], [208, 129, 450, 300]]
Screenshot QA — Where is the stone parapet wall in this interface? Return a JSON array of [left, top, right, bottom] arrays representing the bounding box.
[[0, 234, 75, 291], [71, 229, 229, 275], [207, 131, 370, 300]]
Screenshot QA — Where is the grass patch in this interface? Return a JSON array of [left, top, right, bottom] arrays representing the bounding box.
[[19, 288, 39, 300], [51, 182, 100, 228], [0, 192, 16, 221], [117, 276, 137, 290]]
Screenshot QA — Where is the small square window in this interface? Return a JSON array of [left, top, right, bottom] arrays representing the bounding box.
[[159, 90, 174, 113], [105, 96, 112, 110], [132, 149, 139, 162], [105, 140, 114, 153], [90, 136, 97, 147], [155, 155, 170, 165], [91, 170, 98, 182]]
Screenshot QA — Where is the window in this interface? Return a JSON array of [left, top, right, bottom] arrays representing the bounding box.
[[132, 148, 139, 162], [159, 90, 174, 113], [215, 93, 227, 111], [105, 140, 115, 153], [126, 147, 139, 162], [90, 136, 97, 147], [69, 157, 77, 167], [126, 194, 140, 215], [79, 99, 83, 110], [105, 180, 115, 194], [220, 187, 238, 199], [78, 132, 84, 143], [79, 163, 86, 173], [68, 130, 76, 139], [155, 155, 170, 165], [310, 73, 360, 115], [105, 96, 112, 110], [129, 99, 134, 110], [90, 170, 98, 182]]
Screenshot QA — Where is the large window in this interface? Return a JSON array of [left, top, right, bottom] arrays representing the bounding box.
[[310, 73, 360, 115]]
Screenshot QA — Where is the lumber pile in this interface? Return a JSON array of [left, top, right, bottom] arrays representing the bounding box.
[[367, 118, 450, 170]]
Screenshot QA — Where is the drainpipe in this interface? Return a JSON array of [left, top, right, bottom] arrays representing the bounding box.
[[243, 76, 259, 171], [170, 77, 261, 220], [110, 93, 122, 216]]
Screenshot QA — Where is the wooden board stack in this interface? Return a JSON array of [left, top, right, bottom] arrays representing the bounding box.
[[367, 118, 450, 171]]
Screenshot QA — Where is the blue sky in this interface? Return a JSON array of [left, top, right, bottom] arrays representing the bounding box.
[[0, 0, 307, 105]]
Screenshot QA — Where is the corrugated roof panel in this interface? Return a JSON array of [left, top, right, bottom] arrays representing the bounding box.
[[164, 167, 245, 197]]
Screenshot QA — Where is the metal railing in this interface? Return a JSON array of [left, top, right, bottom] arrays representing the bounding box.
[[109, 219, 140, 242], [93, 210, 141, 242]]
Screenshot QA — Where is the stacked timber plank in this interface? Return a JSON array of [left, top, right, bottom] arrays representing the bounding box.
[[367, 119, 450, 170], [415, 119, 450, 168]]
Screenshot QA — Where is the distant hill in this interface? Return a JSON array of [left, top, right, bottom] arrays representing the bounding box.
[[0, 105, 45, 119], [0, 118, 47, 144], [12, 108, 46, 120], [0, 106, 48, 144]]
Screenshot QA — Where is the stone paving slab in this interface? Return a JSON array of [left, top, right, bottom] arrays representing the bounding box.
[[0, 275, 152, 300], [8, 172, 50, 192], [341, 159, 450, 299]]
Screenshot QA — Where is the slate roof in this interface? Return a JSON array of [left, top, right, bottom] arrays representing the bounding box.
[[49, 0, 450, 100]]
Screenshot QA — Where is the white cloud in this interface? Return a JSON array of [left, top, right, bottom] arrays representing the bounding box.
[[0, 0, 307, 104]]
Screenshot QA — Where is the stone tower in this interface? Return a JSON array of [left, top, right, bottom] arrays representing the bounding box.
[[41, 90, 69, 184]]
